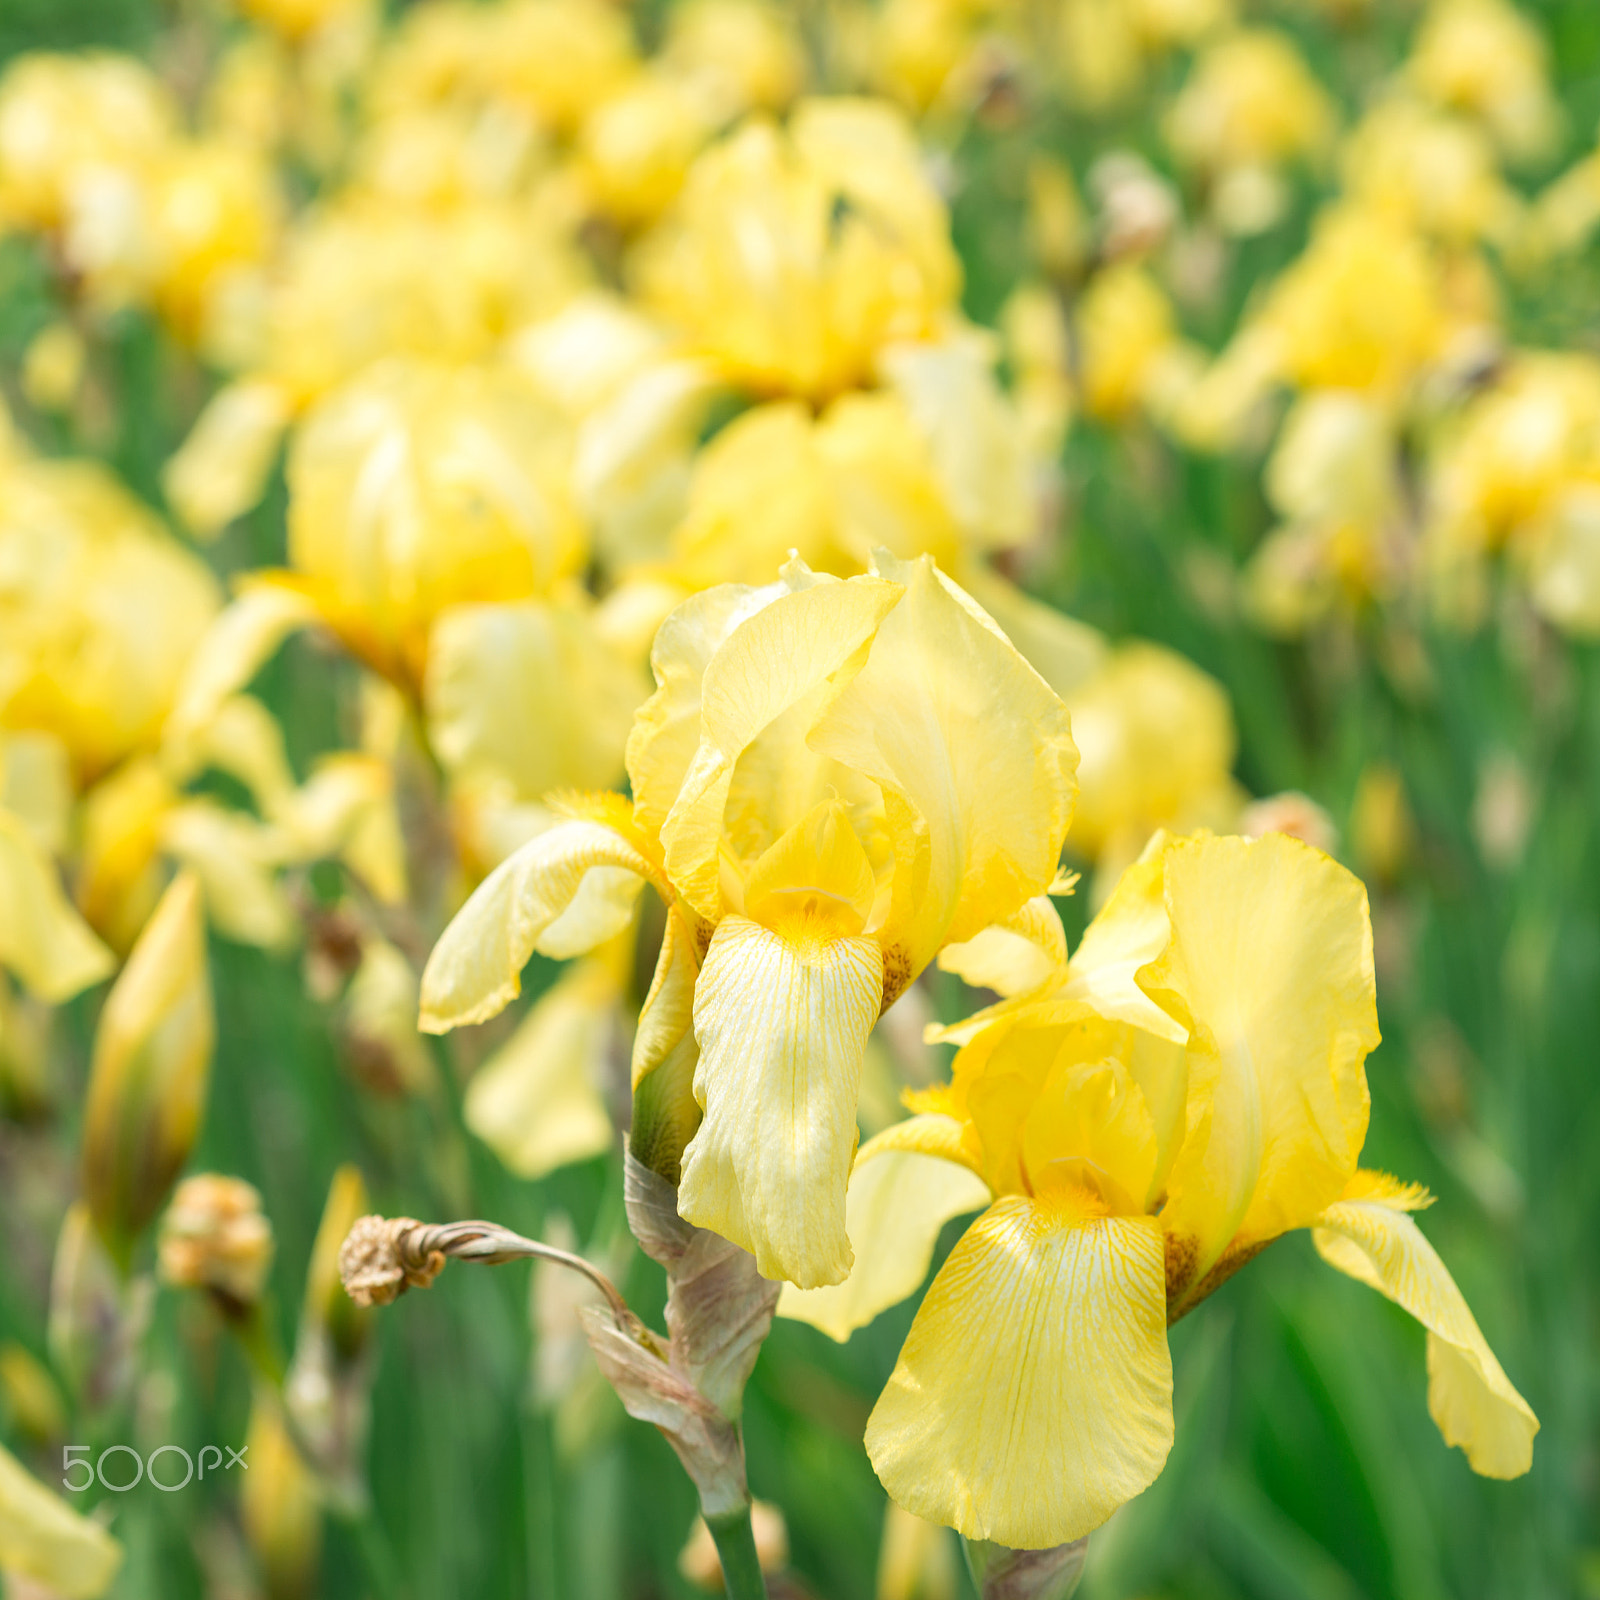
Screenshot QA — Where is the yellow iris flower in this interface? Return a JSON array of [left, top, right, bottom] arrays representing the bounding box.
[[419, 552, 1078, 1287], [168, 356, 593, 703], [0, 455, 220, 783], [783, 831, 1537, 1547], [637, 98, 961, 400]]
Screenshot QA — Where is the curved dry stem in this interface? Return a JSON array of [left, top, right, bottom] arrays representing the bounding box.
[[338, 1214, 650, 1346]]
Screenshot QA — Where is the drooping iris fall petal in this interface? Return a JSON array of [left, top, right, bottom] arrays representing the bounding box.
[[1313, 1172, 1538, 1478], [677, 915, 883, 1286], [419, 817, 662, 1031], [865, 1194, 1173, 1549]]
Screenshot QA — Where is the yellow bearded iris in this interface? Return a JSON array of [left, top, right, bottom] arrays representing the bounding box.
[[167, 357, 596, 707], [419, 552, 1078, 1288], [0, 456, 220, 783], [782, 831, 1537, 1547], [637, 98, 961, 400]]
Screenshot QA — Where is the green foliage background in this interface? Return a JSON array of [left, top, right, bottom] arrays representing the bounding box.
[[1, 2, 1597, 1598]]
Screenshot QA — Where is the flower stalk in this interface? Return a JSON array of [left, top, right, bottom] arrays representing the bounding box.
[[339, 1152, 780, 1597]]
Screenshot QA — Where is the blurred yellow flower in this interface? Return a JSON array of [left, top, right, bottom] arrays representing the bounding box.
[[0, 1440, 122, 1600], [0, 52, 174, 236], [235, 0, 372, 44], [783, 833, 1536, 1546], [578, 73, 717, 226], [1341, 98, 1520, 247], [240, 1393, 322, 1598], [661, 0, 805, 119], [1165, 29, 1335, 234], [637, 98, 961, 398], [1062, 642, 1244, 877], [1074, 264, 1199, 425], [1408, 0, 1560, 165], [284, 357, 585, 689], [665, 331, 1032, 586], [421, 554, 1077, 1286], [1247, 389, 1406, 632], [0, 456, 220, 781]]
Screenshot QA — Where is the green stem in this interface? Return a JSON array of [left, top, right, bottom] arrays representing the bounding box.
[[705, 1505, 769, 1600]]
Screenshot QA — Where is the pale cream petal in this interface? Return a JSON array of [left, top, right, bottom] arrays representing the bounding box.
[[0, 731, 73, 856], [270, 754, 409, 906], [677, 915, 884, 1288], [0, 809, 114, 1001], [937, 896, 1068, 998], [865, 1196, 1173, 1548], [419, 817, 657, 1032], [426, 599, 645, 802], [626, 580, 790, 839], [0, 1439, 123, 1599], [1313, 1184, 1538, 1479], [778, 1146, 991, 1340], [160, 800, 298, 952], [163, 580, 321, 755], [464, 959, 620, 1179], [809, 553, 1077, 982], [661, 574, 902, 919], [171, 693, 296, 815], [1141, 833, 1379, 1295], [162, 378, 290, 540]]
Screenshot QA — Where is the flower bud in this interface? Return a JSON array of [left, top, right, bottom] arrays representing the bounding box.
[[302, 1166, 372, 1365], [157, 1174, 275, 1308], [286, 1167, 374, 1504], [240, 1394, 321, 1600], [81, 871, 215, 1268]]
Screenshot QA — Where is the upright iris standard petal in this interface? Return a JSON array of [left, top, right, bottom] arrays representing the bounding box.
[[809, 552, 1078, 986], [865, 1194, 1173, 1549], [677, 915, 883, 1287], [626, 582, 774, 839], [426, 600, 645, 803], [1140, 833, 1379, 1297], [1060, 835, 1184, 1041], [0, 809, 114, 1001], [779, 1118, 991, 1341], [419, 817, 660, 1031], [1313, 1175, 1538, 1478], [660, 571, 902, 919]]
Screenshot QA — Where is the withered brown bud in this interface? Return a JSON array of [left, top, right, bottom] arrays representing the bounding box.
[[336, 1216, 444, 1307], [158, 1174, 275, 1307]]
